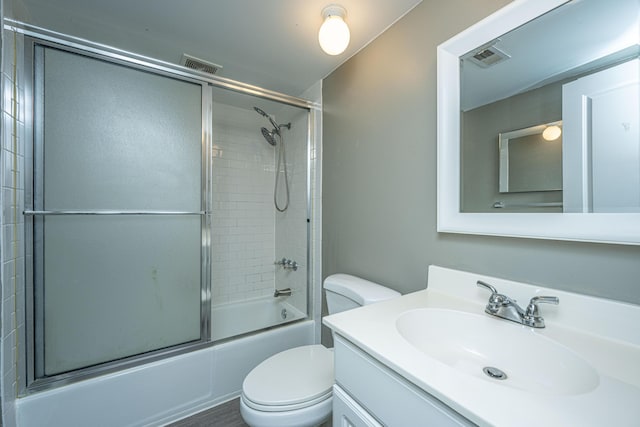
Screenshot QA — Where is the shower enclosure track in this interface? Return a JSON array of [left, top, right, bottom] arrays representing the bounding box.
[[24, 210, 207, 216]]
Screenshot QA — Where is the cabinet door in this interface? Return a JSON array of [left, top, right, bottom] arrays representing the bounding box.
[[334, 335, 476, 426], [333, 385, 382, 427]]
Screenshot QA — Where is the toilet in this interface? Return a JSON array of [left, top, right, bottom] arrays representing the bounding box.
[[240, 274, 401, 427]]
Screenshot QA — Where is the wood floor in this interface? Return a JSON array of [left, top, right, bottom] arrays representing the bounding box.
[[167, 398, 249, 427], [167, 397, 333, 427]]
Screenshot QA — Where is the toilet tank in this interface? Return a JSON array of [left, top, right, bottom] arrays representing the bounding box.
[[323, 274, 401, 315]]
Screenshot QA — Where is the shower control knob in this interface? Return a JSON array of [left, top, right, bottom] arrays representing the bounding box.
[[274, 258, 298, 271]]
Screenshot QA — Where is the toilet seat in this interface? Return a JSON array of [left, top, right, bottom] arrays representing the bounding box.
[[242, 345, 334, 411], [242, 389, 332, 412]]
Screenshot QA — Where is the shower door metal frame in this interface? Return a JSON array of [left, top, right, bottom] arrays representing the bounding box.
[[13, 20, 320, 394], [23, 37, 214, 392]]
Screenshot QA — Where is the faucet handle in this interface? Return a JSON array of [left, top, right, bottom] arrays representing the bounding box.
[[524, 295, 559, 328], [477, 280, 498, 295], [529, 295, 559, 306], [477, 281, 508, 314]]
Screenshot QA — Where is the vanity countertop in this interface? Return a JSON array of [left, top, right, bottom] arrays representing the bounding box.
[[323, 266, 640, 427]]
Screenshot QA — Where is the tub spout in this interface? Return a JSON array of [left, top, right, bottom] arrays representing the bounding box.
[[274, 288, 292, 297]]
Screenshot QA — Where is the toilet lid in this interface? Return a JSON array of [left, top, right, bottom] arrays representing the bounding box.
[[242, 345, 334, 410]]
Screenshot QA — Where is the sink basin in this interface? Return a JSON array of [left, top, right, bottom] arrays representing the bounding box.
[[396, 308, 599, 395]]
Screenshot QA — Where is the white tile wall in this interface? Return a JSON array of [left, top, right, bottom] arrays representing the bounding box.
[[1, 26, 25, 427], [211, 101, 312, 315], [211, 103, 277, 304]]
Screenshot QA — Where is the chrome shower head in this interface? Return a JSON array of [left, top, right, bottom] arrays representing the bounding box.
[[261, 127, 277, 146], [254, 106, 268, 117], [254, 106, 279, 130]]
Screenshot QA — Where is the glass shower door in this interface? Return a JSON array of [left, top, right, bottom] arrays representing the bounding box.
[[29, 44, 209, 379]]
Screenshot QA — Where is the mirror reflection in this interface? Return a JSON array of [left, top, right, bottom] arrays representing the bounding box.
[[460, 0, 639, 213], [499, 121, 562, 194]]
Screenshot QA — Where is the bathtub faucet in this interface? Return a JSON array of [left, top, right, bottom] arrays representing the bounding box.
[[274, 258, 298, 271], [274, 288, 292, 297]]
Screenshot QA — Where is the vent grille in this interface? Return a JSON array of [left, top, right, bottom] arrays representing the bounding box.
[[466, 45, 510, 68], [180, 54, 222, 75], [473, 49, 497, 61]]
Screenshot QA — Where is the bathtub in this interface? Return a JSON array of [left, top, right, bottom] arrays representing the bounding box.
[[16, 316, 314, 426], [212, 297, 307, 341]]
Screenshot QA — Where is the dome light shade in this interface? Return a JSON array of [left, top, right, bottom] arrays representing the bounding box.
[[542, 125, 562, 141], [318, 5, 350, 56]]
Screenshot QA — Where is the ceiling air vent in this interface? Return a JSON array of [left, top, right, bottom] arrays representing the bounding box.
[[180, 54, 223, 75], [466, 45, 510, 68]]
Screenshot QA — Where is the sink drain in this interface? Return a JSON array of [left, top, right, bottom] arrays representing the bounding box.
[[483, 366, 507, 380]]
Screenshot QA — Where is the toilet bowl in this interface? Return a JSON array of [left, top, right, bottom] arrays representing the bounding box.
[[240, 274, 400, 427], [240, 345, 333, 427]]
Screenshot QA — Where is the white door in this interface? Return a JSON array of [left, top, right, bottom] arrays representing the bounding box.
[[562, 58, 640, 212]]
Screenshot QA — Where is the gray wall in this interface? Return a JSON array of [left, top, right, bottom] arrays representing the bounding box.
[[322, 0, 640, 310]]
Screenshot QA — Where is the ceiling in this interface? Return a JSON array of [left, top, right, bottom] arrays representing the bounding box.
[[14, 0, 423, 98]]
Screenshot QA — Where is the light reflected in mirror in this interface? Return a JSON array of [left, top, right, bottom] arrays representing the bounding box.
[[459, 0, 639, 214]]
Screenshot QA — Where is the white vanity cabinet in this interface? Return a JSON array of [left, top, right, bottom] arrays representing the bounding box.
[[333, 335, 475, 427], [333, 385, 382, 427], [325, 266, 640, 426]]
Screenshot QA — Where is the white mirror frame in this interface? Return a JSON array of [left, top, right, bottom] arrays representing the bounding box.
[[437, 0, 640, 245]]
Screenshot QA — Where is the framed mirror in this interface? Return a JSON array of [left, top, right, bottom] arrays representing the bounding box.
[[498, 121, 562, 194], [437, 0, 640, 245]]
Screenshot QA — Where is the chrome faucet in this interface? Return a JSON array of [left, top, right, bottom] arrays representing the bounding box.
[[477, 280, 558, 328]]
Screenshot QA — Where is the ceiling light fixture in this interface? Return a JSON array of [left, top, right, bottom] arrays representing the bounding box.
[[542, 125, 562, 141], [318, 5, 350, 56]]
